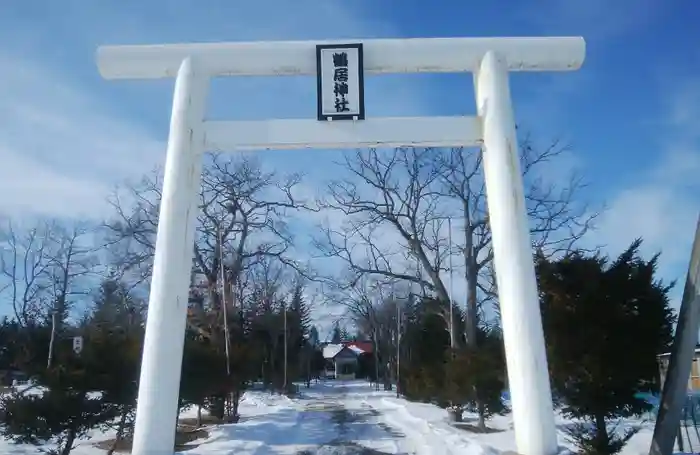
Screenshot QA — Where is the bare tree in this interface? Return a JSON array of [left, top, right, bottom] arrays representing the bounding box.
[[103, 173, 162, 284], [438, 138, 599, 337], [193, 155, 307, 311], [0, 220, 52, 326], [315, 147, 461, 347], [105, 154, 313, 343], [326, 275, 409, 390], [45, 223, 99, 323], [0, 220, 98, 328], [45, 223, 99, 368], [329, 277, 383, 389], [316, 141, 599, 348], [245, 255, 289, 388]]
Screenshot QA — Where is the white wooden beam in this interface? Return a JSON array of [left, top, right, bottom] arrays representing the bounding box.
[[97, 36, 585, 80], [202, 116, 482, 151]]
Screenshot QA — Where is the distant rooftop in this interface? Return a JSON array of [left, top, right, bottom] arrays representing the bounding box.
[[321, 341, 373, 359]]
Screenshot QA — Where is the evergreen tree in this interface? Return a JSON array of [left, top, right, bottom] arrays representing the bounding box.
[[308, 326, 320, 347], [180, 333, 229, 422], [287, 283, 315, 387], [331, 321, 342, 344], [86, 281, 144, 454], [289, 282, 311, 337], [85, 322, 142, 455], [537, 240, 675, 455], [444, 327, 507, 427], [305, 325, 324, 383], [339, 326, 350, 342], [0, 323, 139, 455], [401, 301, 451, 403], [90, 277, 145, 330], [0, 318, 25, 375]]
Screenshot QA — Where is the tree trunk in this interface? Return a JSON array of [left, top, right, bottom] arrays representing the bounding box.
[[196, 404, 202, 427], [270, 338, 280, 391], [464, 213, 488, 429], [47, 311, 57, 369], [60, 429, 77, 455], [175, 398, 182, 428], [477, 400, 486, 431], [594, 412, 609, 453], [372, 328, 380, 391], [232, 389, 241, 418], [283, 308, 288, 391], [306, 351, 311, 388], [464, 252, 478, 346], [107, 407, 130, 455], [384, 360, 393, 391]]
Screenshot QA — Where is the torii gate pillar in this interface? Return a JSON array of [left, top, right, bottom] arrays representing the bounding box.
[[97, 36, 585, 455]]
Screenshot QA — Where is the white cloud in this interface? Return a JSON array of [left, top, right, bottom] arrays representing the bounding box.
[[0, 2, 437, 333], [589, 79, 700, 292], [0, 146, 110, 219], [593, 181, 696, 268], [0, 51, 165, 219], [7, 1, 689, 334], [0, 2, 429, 223]]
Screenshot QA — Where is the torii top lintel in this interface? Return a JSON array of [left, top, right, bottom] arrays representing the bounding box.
[[96, 36, 586, 80]]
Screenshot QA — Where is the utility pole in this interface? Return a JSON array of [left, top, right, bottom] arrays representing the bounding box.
[[448, 217, 455, 349], [283, 299, 288, 390], [373, 322, 380, 392], [396, 292, 401, 398], [218, 227, 231, 376], [47, 309, 57, 369], [650, 216, 700, 455]]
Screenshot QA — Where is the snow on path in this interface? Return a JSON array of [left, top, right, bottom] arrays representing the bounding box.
[[331, 381, 659, 455], [0, 380, 663, 455], [335, 381, 495, 455], [184, 380, 418, 454]]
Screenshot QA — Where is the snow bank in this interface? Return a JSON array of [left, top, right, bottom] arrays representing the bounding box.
[[240, 390, 295, 410], [376, 393, 658, 455], [0, 388, 299, 455], [0, 380, 667, 455], [376, 396, 499, 455]]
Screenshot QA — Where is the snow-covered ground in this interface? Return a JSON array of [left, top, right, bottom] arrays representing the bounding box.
[[0, 380, 663, 454]]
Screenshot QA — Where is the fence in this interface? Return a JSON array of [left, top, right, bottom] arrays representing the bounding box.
[[677, 393, 700, 454], [637, 391, 700, 454]]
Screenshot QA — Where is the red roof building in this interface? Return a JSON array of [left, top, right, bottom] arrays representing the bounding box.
[[342, 341, 373, 354]]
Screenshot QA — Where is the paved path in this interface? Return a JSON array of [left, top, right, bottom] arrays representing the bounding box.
[[180, 381, 418, 455], [292, 382, 416, 454]]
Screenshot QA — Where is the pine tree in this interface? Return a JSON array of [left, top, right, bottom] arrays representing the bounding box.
[[287, 282, 313, 388], [308, 326, 320, 347], [331, 321, 342, 344], [444, 327, 507, 427], [0, 323, 138, 455], [86, 282, 144, 454], [0, 318, 24, 374], [401, 300, 451, 403], [538, 240, 675, 455], [339, 326, 350, 342], [91, 277, 144, 330], [289, 282, 311, 337], [180, 333, 229, 422]]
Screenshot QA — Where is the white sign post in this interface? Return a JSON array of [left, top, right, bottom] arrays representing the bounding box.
[[97, 36, 585, 455], [72, 336, 83, 355]]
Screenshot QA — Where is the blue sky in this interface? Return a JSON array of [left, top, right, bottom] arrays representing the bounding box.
[[0, 0, 698, 325]]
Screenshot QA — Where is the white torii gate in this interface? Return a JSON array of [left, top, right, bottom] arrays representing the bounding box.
[[97, 36, 585, 455]]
